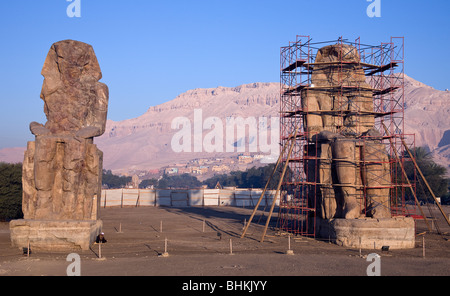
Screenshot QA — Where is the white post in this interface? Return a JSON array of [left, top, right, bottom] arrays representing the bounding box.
[[286, 235, 294, 255], [423, 236, 425, 258], [161, 237, 169, 257], [359, 237, 362, 257]]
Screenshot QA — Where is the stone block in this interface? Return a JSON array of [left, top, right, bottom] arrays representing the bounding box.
[[9, 219, 102, 252], [317, 216, 415, 249]]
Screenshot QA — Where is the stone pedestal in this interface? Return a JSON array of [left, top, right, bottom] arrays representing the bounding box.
[[316, 216, 415, 249], [10, 219, 102, 252]]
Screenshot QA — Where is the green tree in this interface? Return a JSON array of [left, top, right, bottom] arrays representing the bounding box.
[[202, 163, 288, 189], [402, 147, 449, 203], [139, 178, 158, 189], [0, 162, 23, 221], [442, 181, 450, 205], [157, 174, 202, 189], [102, 169, 132, 189]]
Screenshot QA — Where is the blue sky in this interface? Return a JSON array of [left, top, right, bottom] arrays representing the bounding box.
[[0, 0, 449, 149]]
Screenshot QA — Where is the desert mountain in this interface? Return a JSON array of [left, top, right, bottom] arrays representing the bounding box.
[[403, 75, 450, 172], [1, 76, 449, 175], [96, 82, 281, 173]]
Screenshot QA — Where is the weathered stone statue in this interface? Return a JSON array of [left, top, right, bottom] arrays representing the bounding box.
[[23, 39, 108, 220], [303, 44, 391, 220], [10, 40, 107, 251]]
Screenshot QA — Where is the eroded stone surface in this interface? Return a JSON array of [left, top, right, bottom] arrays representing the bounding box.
[[303, 44, 391, 220], [22, 40, 108, 221], [12, 40, 108, 251], [9, 219, 102, 251], [317, 217, 415, 249]]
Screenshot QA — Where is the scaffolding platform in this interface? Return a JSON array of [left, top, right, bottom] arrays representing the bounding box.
[[282, 85, 400, 96], [278, 36, 410, 237], [282, 59, 307, 72]]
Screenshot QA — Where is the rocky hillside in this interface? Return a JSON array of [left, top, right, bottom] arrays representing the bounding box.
[[96, 82, 280, 172], [403, 75, 450, 172], [1, 76, 449, 175]]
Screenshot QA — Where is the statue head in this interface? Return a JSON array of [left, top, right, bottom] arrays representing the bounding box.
[[38, 40, 108, 134], [315, 43, 361, 64], [40, 40, 102, 98]]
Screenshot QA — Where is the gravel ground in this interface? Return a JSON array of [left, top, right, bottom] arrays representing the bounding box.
[[0, 205, 449, 277]]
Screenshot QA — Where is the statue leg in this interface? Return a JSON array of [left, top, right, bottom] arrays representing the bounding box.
[[22, 141, 37, 219], [363, 140, 391, 218], [83, 143, 102, 220], [34, 136, 57, 219], [62, 138, 87, 219], [332, 138, 360, 219], [319, 143, 337, 219]]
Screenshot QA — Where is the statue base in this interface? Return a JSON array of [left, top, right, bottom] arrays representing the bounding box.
[[316, 216, 415, 249], [9, 219, 102, 252]]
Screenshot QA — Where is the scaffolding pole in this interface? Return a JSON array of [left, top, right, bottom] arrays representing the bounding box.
[[382, 123, 431, 232], [260, 123, 300, 242], [278, 35, 412, 237], [402, 139, 450, 227], [240, 140, 288, 239]]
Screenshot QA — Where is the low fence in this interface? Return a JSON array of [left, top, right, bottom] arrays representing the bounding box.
[[100, 188, 280, 208]]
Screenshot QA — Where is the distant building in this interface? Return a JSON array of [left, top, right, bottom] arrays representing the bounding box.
[[192, 166, 208, 174], [178, 167, 192, 174], [165, 167, 178, 175], [212, 164, 229, 172], [238, 155, 253, 164]]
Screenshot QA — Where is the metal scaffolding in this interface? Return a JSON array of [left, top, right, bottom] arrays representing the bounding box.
[[277, 36, 415, 237]]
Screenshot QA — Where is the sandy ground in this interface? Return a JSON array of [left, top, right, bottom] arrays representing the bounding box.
[[0, 205, 449, 277]]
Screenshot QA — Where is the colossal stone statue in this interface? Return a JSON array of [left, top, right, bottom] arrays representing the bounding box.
[[22, 40, 108, 221], [10, 40, 107, 251], [303, 44, 391, 220]]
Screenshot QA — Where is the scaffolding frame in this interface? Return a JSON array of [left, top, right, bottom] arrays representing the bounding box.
[[277, 36, 414, 237]]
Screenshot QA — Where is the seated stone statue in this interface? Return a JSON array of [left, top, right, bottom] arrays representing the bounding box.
[[303, 44, 391, 220], [22, 40, 109, 221]]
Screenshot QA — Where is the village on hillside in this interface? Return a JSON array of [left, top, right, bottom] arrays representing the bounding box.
[[120, 152, 272, 187]]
